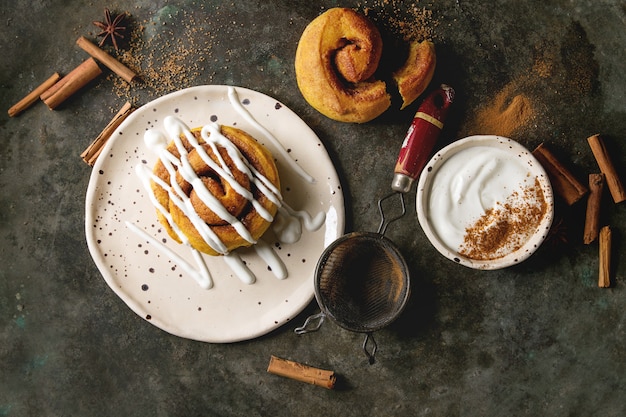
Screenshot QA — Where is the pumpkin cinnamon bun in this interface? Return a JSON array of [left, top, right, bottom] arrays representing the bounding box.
[[150, 120, 281, 256], [295, 7, 390, 123], [295, 8, 437, 123]]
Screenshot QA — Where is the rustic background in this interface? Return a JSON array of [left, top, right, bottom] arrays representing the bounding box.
[[1, 0, 625, 416]]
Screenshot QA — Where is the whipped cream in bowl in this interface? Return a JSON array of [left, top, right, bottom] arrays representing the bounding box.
[[416, 135, 554, 270]]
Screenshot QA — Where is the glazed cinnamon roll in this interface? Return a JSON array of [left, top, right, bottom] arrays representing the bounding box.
[[150, 121, 281, 256]]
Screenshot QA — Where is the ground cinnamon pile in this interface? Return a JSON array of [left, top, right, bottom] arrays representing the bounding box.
[[465, 22, 597, 140], [467, 82, 536, 137], [459, 178, 549, 260]]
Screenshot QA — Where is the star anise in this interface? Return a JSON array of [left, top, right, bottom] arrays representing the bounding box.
[[93, 8, 126, 51], [546, 216, 568, 248]]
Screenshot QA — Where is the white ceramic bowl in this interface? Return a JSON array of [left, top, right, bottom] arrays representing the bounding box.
[[416, 135, 554, 270]]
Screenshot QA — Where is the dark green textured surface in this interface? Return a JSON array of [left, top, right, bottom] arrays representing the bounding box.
[[1, 1, 625, 416]]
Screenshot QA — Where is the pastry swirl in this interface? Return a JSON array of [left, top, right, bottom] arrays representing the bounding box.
[[295, 8, 436, 123], [151, 124, 281, 256], [295, 7, 391, 123]]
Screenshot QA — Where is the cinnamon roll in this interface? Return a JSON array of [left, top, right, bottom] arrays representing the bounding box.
[[295, 8, 437, 123], [294, 7, 391, 123], [151, 123, 281, 256]]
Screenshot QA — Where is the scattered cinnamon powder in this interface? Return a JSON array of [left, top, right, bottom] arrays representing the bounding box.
[[532, 58, 554, 79], [459, 178, 549, 261], [358, 0, 438, 41], [467, 82, 536, 137], [105, 7, 218, 103], [464, 22, 598, 139]]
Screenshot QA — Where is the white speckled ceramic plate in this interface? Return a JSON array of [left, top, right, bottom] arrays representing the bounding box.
[[85, 85, 345, 342]]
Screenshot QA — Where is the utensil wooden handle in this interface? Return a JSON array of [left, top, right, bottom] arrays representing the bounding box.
[[392, 84, 454, 192]]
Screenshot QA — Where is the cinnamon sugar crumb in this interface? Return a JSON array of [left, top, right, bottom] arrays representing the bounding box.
[[358, 0, 439, 41], [460, 178, 548, 261], [108, 8, 217, 103]]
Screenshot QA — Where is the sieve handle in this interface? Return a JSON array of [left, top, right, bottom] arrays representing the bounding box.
[[294, 311, 325, 335], [392, 84, 455, 193], [363, 333, 378, 365]]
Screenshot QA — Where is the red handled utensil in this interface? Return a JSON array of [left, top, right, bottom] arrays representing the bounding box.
[[295, 85, 455, 364], [379, 84, 455, 234]]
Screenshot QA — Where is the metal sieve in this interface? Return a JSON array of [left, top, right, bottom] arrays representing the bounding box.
[[295, 85, 455, 364]]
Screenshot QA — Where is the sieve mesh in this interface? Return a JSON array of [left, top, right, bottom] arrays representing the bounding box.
[[315, 232, 410, 333]]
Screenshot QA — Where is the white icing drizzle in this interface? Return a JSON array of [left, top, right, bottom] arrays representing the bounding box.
[[164, 118, 257, 246], [272, 203, 326, 244], [125, 221, 213, 289], [133, 93, 328, 288], [254, 240, 287, 279], [144, 128, 231, 254], [134, 164, 215, 288], [282, 202, 327, 231], [199, 122, 280, 220], [227, 86, 316, 184], [222, 253, 256, 285]]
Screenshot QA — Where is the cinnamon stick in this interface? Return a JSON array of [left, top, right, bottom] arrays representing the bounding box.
[[583, 173, 605, 244], [40, 58, 102, 110], [587, 134, 626, 204], [267, 355, 336, 389], [81, 101, 134, 166], [598, 226, 612, 288], [76, 36, 137, 83], [532, 143, 588, 205], [8, 73, 61, 117]]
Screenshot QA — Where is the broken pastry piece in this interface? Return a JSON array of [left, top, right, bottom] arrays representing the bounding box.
[[393, 40, 437, 110]]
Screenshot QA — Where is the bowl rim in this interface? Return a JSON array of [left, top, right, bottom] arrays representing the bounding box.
[[416, 135, 554, 270]]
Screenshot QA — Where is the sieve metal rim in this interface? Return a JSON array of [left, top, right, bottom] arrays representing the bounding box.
[[312, 231, 411, 334]]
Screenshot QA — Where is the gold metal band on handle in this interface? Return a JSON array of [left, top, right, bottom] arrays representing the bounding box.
[[415, 111, 444, 129]]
